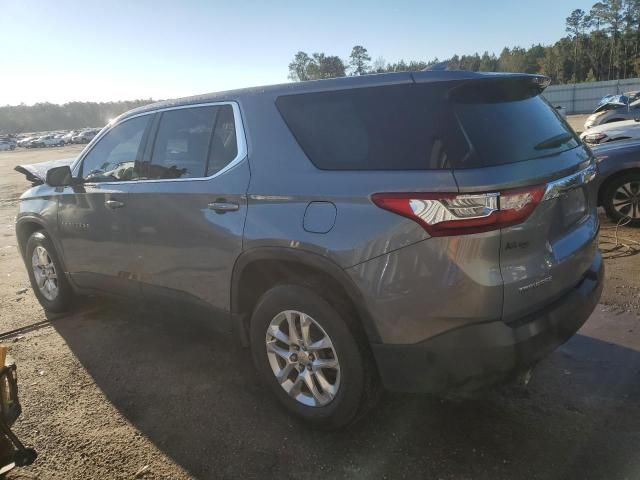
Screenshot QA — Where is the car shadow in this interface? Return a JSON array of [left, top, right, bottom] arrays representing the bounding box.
[[51, 298, 640, 480]]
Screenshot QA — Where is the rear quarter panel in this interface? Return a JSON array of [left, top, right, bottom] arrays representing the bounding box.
[[239, 92, 459, 268]]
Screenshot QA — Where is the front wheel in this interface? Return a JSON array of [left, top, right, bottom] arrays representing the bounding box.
[[250, 284, 379, 429], [25, 231, 75, 312], [602, 172, 640, 227]]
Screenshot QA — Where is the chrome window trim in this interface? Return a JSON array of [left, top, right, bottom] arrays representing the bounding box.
[[71, 101, 248, 184]]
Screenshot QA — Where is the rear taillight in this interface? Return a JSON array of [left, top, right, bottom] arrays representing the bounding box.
[[371, 185, 545, 237]]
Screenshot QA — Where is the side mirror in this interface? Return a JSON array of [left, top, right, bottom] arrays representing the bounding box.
[[45, 165, 75, 187]]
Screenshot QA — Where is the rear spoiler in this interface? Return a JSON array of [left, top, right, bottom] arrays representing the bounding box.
[[410, 71, 552, 102], [14, 158, 75, 186]]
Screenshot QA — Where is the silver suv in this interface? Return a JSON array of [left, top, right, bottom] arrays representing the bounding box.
[[16, 71, 603, 428]]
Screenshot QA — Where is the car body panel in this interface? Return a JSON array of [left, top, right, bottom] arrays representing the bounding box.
[[14, 71, 603, 394], [57, 182, 138, 295], [127, 159, 250, 313], [585, 99, 640, 129], [591, 139, 640, 201], [581, 119, 640, 145]]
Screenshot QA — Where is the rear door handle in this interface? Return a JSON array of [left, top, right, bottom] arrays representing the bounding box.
[[208, 201, 240, 213], [105, 200, 125, 209]]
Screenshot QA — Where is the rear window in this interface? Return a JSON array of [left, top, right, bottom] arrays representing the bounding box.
[[276, 82, 578, 170], [452, 81, 579, 166]]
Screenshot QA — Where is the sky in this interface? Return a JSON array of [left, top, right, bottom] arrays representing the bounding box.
[[0, 0, 597, 106]]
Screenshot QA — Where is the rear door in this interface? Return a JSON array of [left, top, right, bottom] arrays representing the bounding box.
[[445, 77, 599, 322], [127, 103, 249, 321]]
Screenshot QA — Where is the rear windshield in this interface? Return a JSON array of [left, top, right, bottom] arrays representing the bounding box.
[[452, 80, 579, 165], [276, 82, 579, 170]]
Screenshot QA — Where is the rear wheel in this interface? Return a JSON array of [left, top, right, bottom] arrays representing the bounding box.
[[249, 284, 379, 429], [602, 172, 640, 227], [25, 231, 74, 312]]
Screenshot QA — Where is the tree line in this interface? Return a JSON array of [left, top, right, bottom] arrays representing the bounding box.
[[289, 0, 640, 84], [0, 100, 155, 135]]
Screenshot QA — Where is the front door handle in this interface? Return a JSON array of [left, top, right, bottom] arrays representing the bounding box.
[[105, 200, 125, 209], [208, 201, 240, 213]]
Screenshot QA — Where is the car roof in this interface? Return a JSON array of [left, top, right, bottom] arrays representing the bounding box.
[[117, 70, 548, 123]]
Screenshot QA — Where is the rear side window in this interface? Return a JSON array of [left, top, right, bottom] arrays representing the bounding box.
[[207, 105, 238, 176], [144, 104, 239, 179], [149, 106, 217, 179], [276, 82, 578, 170], [276, 84, 468, 170]]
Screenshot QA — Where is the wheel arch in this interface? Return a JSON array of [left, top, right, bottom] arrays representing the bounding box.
[[15, 216, 69, 272], [598, 167, 640, 205], [231, 247, 381, 346], [16, 218, 47, 259]]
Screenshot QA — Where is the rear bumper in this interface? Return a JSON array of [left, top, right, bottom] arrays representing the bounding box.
[[372, 252, 604, 393]]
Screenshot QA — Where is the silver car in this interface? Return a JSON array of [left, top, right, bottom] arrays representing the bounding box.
[[584, 98, 640, 130], [15, 71, 603, 428]]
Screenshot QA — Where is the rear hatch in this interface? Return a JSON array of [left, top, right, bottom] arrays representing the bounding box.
[[429, 75, 599, 322]]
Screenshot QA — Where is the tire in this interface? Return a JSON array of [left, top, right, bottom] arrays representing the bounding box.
[[249, 284, 380, 429], [602, 172, 640, 227], [25, 231, 74, 312]]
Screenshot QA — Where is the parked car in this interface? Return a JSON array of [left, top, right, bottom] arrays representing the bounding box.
[[591, 139, 640, 226], [29, 135, 65, 148], [0, 140, 16, 151], [597, 91, 640, 108], [62, 131, 77, 144], [581, 119, 640, 145], [15, 71, 603, 428], [584, 97, 640, 130], [71, 130, 98, 144], [17, 136, 37, 148]]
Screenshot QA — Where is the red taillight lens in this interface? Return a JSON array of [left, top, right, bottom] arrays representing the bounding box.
[[371, 185, 545, 237]]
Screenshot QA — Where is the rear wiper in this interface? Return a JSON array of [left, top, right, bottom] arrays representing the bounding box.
[[534, 133, 575, 151]]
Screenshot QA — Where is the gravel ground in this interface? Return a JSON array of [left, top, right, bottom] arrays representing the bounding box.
[[1, 144, 640, 480]]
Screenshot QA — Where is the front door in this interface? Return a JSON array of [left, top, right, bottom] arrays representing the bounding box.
[[58, 114, 153, 294]]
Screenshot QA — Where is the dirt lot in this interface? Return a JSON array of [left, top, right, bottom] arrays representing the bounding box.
[[566, 114, 590, 134], [1, 144, 640, 480]]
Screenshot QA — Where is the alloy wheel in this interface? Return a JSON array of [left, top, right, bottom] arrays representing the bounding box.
[[31, 245, 58, 301], [612, 181, 640, 219], [265, 310, 341, 407]]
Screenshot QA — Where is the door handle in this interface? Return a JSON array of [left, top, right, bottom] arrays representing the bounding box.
[[208, 201, 240, 213], [105, 200, 125, 209]]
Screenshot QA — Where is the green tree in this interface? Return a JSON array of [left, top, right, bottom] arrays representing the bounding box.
[[479, 51, 499, 71], [288, 51, 347, 81], [349, 45, 371, 75], [566, 9, 586, 79], [288, 51, 312, 81]]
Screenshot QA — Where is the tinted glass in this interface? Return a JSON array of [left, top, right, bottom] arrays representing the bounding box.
[[453, 83, 579, 166], [276, 84, 468, 170], [277, 83, 578, 170], [207, 105, 238, 176], [148, 106, 216, 179], [81, 115, 149, 182]]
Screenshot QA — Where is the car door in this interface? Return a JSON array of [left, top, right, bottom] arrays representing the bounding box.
[[127, 103, 249, 322], [57, 114, 153, 295]]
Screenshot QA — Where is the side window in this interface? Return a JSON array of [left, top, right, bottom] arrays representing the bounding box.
[[81, 116, 150, 182], [147, 106, 216, 179], [207, 105, 238, 176]]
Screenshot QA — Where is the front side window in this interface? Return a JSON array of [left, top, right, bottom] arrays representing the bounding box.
[[147, 106, 217, 179], [80, 116, 150, 182]]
